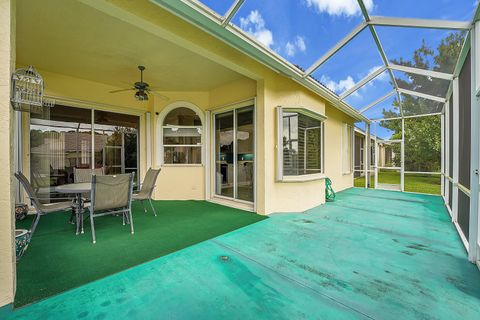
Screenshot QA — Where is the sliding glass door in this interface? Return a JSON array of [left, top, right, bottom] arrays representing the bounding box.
[[214, 106, 254, 203], [30, 104, 139, 202]]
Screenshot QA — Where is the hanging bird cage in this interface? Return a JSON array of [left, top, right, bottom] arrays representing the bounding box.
[[10, 66, 53, 113]]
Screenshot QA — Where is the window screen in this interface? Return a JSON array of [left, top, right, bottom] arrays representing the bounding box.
[[458, 190, 470, 239], [456, 50, 471, 240], [279, 109, 324, 177], [448, 181, 453, 210], [448, 94, 453, 179], [163, 107, 202, 164], [458, 50, 471, 189]]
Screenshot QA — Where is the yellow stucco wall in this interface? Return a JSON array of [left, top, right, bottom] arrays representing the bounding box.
[[63, 1, 358, 212], [151, 77, 256, 201], [259, 75, 355, 214], [325, 106, 356, 192], [18, 70, 258, 204], [153, 92, 208, 200], [0, 0, 16, 307]]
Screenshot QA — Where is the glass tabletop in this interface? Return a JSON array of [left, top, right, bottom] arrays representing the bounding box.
[[55, 183, 91, 194]]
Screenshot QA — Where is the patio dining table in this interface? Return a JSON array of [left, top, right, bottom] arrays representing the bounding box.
[[55, 183, 91, 235]]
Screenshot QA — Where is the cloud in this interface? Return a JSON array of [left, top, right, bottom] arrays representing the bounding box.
[[304, 0, 373, 17], [295, 36, 307, 52], [320, 75, 356, 94], [239, 10, 274, 48], [240, 10, 308, 58], [285, 42, 296, 57], [285, 36, 307, 57]]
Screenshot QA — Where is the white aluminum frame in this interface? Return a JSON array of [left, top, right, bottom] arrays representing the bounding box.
[[470, 21, 480, 262], [452, 77, 460, 224], [360, 90, 396, 114], [146, 112, 152, 169], [374, 112, 442, 122], [222, 0, 244, 27], [440, 112, 445, 199], [366, 123, 372, 188], [388, 64, 454, 81], [304, 22, 367, 76], [155, 0, 474, 123], [368, 16, 471, 30], [397, 88, 446, 103], [444, 97, 451, 211], [340, 66, 387, 99]]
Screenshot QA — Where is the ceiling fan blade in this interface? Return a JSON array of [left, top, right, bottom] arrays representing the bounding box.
[[147, 90, 169, 101], [109, 88, 134, 93]]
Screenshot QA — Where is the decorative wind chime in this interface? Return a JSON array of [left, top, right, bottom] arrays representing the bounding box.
[[10, 65, 54, 113]]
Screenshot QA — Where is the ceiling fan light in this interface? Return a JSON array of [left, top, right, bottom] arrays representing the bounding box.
[[135, 91, 148, 101]]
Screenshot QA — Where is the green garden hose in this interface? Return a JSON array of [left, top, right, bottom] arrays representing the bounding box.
[[326, 178, 336, 202]]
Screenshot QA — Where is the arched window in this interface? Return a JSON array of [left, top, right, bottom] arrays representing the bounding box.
[[162, 106, 203, 164]]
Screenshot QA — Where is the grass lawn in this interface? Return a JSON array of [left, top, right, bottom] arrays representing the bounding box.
[[354, 171, 441, 195], [14, 200, 266, 307]]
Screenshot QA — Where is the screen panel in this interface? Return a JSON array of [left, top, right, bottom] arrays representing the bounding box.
[[404, 116, 440, 173], [448, 94, 453, 178], [458, 190, 470, 239], [458, 50, 471, 189], [448, 181, 453, 210]]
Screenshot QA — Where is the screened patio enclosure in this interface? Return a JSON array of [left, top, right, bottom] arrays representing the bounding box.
[[152, 0, 480, 264]]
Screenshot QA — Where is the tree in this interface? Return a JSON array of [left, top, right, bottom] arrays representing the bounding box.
[[380, 32, 465, 172]]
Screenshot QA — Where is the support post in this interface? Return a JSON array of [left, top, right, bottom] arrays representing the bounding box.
[[440, 112, 445, 198], [374, 123, 378, 188], [401, 118, 405, 192], [145, 112, 152, 170], [445, 98, 451, 207], [452, 77, 460, 223], [0, 0, 16, 307], [365, 123, 370, 188], [469, 22, 480, 262]]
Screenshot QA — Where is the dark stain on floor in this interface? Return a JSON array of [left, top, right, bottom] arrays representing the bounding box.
[[297, 219, 314, 224], [406, 243, 454, 257], [280, 256, 350, 291]]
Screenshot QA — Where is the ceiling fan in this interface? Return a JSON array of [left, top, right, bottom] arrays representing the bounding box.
[[109, 65, 168, 101]]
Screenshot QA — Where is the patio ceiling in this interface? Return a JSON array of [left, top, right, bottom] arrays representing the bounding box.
[[151, 0, 480, 122], [16, 0, 246, 92]]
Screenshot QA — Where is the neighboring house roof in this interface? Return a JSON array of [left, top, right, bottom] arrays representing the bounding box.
[[354, 126, 384, 141]]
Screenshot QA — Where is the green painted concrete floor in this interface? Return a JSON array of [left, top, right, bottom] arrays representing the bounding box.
[[13, 200, 266, 307], [3, 188, 480, 319]]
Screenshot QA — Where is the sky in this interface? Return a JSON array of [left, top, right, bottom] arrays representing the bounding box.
[[198, 0, 477, 138]]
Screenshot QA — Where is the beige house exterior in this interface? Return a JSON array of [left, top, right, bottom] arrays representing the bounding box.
[[0, 0, 366, 306]]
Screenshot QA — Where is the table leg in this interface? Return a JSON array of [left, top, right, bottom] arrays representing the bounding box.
[[75, 194, 83, 235], [81, 202, 84, 234]]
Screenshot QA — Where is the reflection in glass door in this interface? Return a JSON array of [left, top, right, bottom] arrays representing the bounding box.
[[215, 111, 234, 199], [214, 106, 254, 203], [29, 105, 140, 203], [93, 110, 139, 179]]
